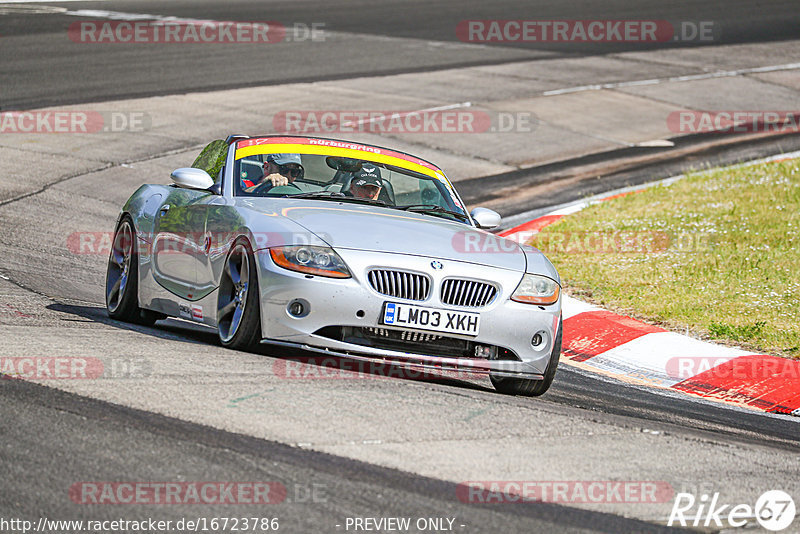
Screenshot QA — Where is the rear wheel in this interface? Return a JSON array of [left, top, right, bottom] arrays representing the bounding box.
[[105, 216, 162, 326], [217, 240, 262, 350], [491, 317, 562, 397]]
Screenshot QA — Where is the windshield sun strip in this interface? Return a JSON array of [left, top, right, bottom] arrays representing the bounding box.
[[234, 144, 441, 181]]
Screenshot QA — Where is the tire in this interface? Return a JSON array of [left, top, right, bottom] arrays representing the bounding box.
[[105, 216, 162, 326], [217, 239, 262, 351], [491, 317, 563, 397]]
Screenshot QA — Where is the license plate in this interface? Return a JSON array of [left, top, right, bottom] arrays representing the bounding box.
[[381, 302, 480, 336]]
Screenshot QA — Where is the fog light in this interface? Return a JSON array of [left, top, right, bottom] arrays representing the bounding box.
[[287, 299, 309, 318], [531, 332, 546, 349]]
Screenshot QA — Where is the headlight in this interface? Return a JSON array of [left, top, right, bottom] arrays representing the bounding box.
[[269, 245, 351, 278], [511, 274, 560, 305]]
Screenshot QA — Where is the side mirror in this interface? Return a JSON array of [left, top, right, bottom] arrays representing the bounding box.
[[470, 207, 501, 230], [207, 182, 222, 195], [171, 168, 215, 191]]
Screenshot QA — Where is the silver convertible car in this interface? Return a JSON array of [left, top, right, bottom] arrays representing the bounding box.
[[106, 135, 562, 395]]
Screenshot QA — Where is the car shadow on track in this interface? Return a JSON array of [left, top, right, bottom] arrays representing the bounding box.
[[47, 302, 494, 393], [47, 302, 219, 345]]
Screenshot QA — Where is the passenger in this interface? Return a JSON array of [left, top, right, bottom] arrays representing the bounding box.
[[346, 164, 382, 200], [243, 153, 303, 192]]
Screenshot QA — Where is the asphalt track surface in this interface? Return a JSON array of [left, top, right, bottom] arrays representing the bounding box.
[[1, 0, 799, 108], [2, 2, 800, 532], [3, 375, 692, 534]]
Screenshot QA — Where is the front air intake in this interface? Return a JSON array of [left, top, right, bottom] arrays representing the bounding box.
[[440, 278, 497, 308], [367, 269, 431, 301]]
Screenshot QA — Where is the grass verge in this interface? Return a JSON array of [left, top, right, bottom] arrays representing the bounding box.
[[532, 158, 800, 358]]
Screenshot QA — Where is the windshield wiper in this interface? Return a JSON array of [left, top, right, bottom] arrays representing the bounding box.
[[288, 191, 388, 206], [394, 204, 469, 222], [336, 196, 389, 206], [284, 191, 346, 199]]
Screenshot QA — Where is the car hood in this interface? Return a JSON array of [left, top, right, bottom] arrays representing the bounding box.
[[252, 200, 528, 272]]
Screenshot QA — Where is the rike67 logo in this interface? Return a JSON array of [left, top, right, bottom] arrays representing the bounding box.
[[668, 490, 796, 531]]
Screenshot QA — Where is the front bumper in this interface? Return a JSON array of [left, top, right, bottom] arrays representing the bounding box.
[[255, 248, 561, 377]]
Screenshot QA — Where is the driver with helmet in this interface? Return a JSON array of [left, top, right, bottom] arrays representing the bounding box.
[[243, 153, 303, 193]]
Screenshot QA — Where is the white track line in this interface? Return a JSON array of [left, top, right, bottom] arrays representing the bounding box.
[[63, 9, 210, 22], [542, 62, 800, 96], [57, 7, 800, 111], [0, 0, 104, 2]]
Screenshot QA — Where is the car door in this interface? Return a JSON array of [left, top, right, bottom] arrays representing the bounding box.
[[194, 195, 242, 297], [151, 187, 208, 300]]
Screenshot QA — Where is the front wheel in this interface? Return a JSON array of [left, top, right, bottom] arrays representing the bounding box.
[[491, 317, 562, 397], [217, 240, 262, 350]]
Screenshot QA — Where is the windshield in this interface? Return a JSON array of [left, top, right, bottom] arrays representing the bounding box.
[[233, 150, 469, 223]]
